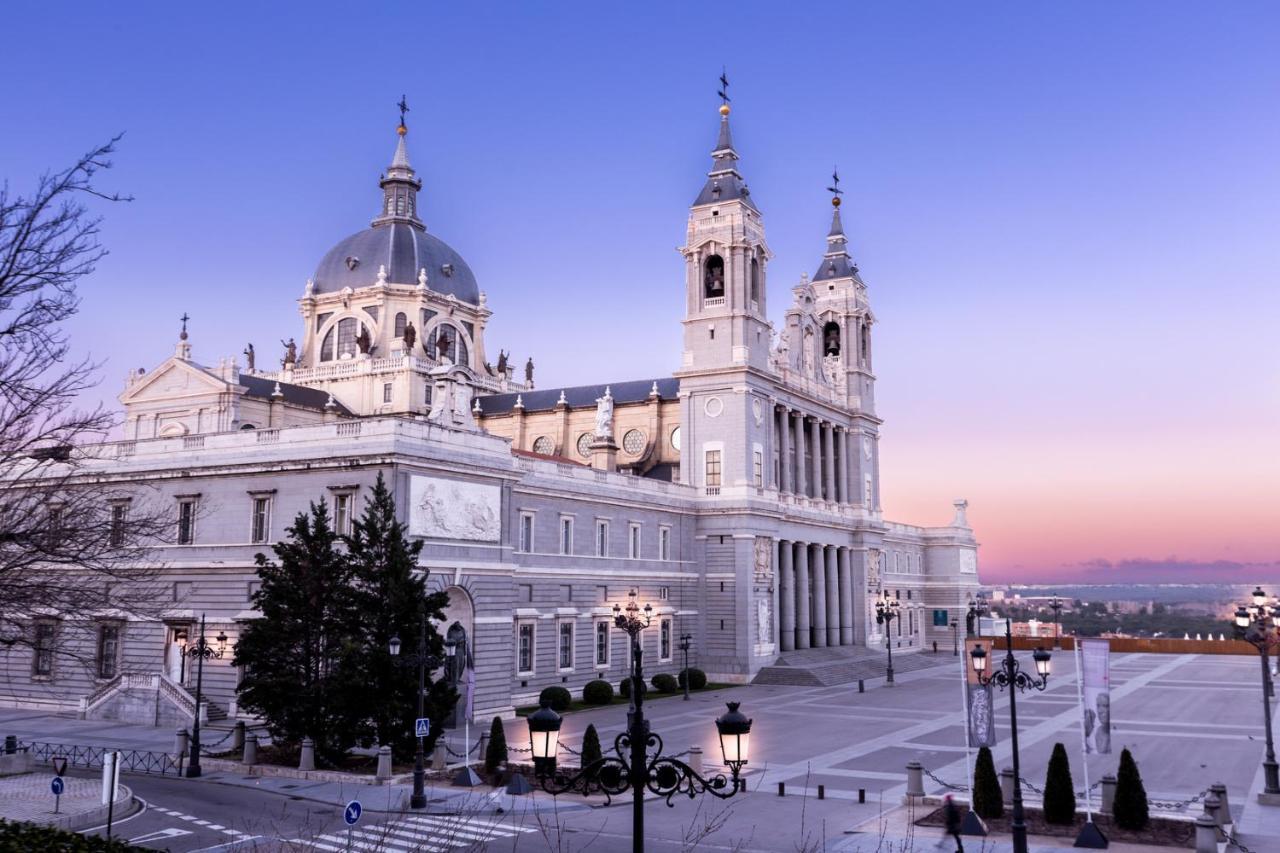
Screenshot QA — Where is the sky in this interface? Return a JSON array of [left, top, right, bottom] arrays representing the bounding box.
[[3, 2, 1277, 584]]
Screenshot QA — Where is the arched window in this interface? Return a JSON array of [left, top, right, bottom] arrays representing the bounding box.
[[320, 328, 335, 362], [336, 317, 359, 359], [860, 322, 870, 361], [704, 255, 725, 298], [750, 256, 761, 304], [394, 312, 407, 338], [823, 321, 841, 357], [396, 195, 405, 215]]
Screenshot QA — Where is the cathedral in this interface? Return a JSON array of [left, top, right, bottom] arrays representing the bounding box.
[[1, 98, 979, 726]]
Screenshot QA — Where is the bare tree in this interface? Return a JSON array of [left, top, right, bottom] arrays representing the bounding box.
[[0, 136, 168, 665]]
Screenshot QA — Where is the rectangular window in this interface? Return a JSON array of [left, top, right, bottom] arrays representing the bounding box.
[[594, 621, 610, 667], [596, 520, 609, 557], [558, 621, 574, 670], [109, 503, 128, 547], [517, 623, 535, 675], [560, 517, 573, 555], [32, 623, 54, 677], [629, 523, 641, 559], [659, 586, 670, 600], [705, 450, 722, 488], [333, 493, 352, 536], [383, 383, 393, 403], [520, 512, 535, 552], [176, 499, 197, 545], [660, 618, 672, 662], [96, 624, 120, 680], [753, 449, 764, 488], [250, 497, 271, 544], [864, 474, 874, 506], [658, 527, 671, 561]]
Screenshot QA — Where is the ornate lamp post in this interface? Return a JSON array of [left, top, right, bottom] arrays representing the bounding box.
[[1234, 586, 1280, 795], [1048, 596, 1064, 649], [529, 590, 752, 853], [183, 614, 227, 778], [389, 603, 455, 810], [875, 592, 901, 684], [970, 621, 1051, 853], [966, 593, 987, 638], [678, 634, 692, 701]]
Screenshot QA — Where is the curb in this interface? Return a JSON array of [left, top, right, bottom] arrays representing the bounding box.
[[48, 783, 138, 832]]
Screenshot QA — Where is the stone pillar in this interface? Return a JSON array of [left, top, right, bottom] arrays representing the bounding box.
[[812, 544, 828, 648], [233, 721, 245, 752], [1210, 782, 1230, 824], [432, 740, 447, 770], [795, 542, 811, 649], [1194, 814, 1219, 853], [822, 423, 835, 503], [243, 735, 258, 766], [376, 745, 392, 781], [299, 737, 316, 772], [1203, 794, 1222, 829], [687, 746, 703, 776], [838, 548, 855, 645], [809, 418, 822, 500], [825, 546, 840, 647], [779, 407, 793, 494], [838, 428, 850, 505], [999, 766, 1015, 807], [779, 541, 796, 652], [173, 729, 189, 762], [905, 760, 925, 800], [1100, 774, 1117, 814], [794, 412, 807, 497]]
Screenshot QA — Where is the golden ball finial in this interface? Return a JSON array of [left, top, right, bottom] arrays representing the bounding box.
[[397, 123, 407, 136], [832, 196, 841, 207], [719, 103, 731, 116]]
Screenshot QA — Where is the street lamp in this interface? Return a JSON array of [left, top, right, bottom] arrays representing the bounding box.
[[529, 590, 751, 853], [966, 593, 987, 638], [183, 614, 227, 778], [678, 634, 692, 701], [875, 592, 901, 684], [950, 619, 959, 656], [970, 620, 1051, 853], [1234, 585, 1280, 795], [389, 602, 455, 810], [1048, 596, 1064, 649]]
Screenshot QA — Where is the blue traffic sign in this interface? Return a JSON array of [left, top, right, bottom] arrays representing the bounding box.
[[51, 777, 64, 796], [343, 800, 362, 826], [415, 717, 431, 738]]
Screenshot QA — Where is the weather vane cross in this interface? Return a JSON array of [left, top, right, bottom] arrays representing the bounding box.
[[826, 168, 843, 200], [717, 68, 730, 106], [397, 95, 409, 129], [179, 312, 190, 340]]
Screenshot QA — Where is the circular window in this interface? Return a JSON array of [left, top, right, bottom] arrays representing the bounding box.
[[704, 396, 724, 418], [670, 426, 681, 451], [532, 436, 554, 455], [576, 432, 593, 457], [622, 429, 645, 455]]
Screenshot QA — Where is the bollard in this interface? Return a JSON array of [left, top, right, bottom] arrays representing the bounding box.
[[3, 735, 15, 755], [859, 788, 866, 803], [232, 721, 245, 752], [1203, 793, 1222, 834], [818, 784, 826, 800], [431, 740, 446, 771], [1210, 782, 1230, 825], [376, 745, 392, 782], [242, 735, 258, 766], [778, 782, 785, 797], [999, 767, 1015, 808], [174, 729, 189, 762], [1100, 774, 1117, 815], [1194, 813, 1219, 853], [298, 737, 316, 772], [905, 761, 925, 800], [687, 746, 703, 776]]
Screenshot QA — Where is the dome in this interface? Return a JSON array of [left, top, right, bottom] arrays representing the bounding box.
[[311, 223, 480, 304]]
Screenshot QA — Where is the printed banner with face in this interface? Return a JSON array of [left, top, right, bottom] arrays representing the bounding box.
[[1079, 639, 1112, 754], [965, 638, 997, 748]]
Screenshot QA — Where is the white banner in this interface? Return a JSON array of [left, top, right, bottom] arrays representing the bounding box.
[[1080, 639, 1112, 754]]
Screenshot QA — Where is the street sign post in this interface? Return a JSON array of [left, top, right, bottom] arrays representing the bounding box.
[[415, 717, 430, 738], [52, 756, 68, 777], [344, 799, 362, 850], [51, 776, 64, 813]]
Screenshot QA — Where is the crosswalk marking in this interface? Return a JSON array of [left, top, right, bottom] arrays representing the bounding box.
[[308, 813, 538, 852]]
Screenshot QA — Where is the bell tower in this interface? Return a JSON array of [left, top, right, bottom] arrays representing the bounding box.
[[678, 91, 772, 374]]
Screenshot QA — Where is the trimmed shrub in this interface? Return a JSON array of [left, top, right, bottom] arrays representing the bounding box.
[[619, 676, 647, 699], [972, 746, 1004, 819], [678, 668, 708, 690], [1042, 742, 1076, 825], [652, 673, 679, 693], [539, 685, 572, 712], [1113, 748, 1150, 830], [582, 679, 614, 705], [484, 715, 508, 774], [581, 723, 603, 769]]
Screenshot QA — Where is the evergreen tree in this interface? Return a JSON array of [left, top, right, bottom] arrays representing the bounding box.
[[1113, 748, 1150, 830], [485, 716, 508, 775], [233, 502, 363, 764], [972, 746, 1004, 819], [1042, 742, 1077, 825], [581, 723, 603, 770], [342, 474, 457, 760]]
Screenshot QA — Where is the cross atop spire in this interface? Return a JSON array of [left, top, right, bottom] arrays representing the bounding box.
[[826, 167, 843, 207], [179, 312, 190, 341], [397, 95, 410, 135], [374, 100, 425, 229], [814, 171, 859, 281], [717, 68, 731, 111], [692, 74, 757, 211]]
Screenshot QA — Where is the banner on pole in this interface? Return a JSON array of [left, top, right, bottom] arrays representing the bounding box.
[[964, 638, 997, 748], [1080, 639, 1112, 754]]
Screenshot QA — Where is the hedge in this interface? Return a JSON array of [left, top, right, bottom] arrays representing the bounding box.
[[582, 679, 615, 705], [678, 668, 708, 690], [652, 673, 679, 693], [539, 685, 572, 712]]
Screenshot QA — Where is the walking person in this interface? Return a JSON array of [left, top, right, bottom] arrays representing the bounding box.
[[938, 793, 964, 852]]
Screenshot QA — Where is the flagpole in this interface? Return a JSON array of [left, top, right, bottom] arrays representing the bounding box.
[[960, 635, 973, 795], [1074, 640, 1093, 820]]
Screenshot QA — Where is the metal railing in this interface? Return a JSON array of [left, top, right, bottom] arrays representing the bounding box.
[[20, 740, 181, 776]]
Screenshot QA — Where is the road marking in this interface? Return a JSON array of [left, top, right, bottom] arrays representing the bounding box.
[[306, 813, 537, 852], [128, 828, 193, 844]]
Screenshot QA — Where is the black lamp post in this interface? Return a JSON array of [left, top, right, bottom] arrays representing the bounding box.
[[183, 613, 227, 778], [678, 634, 692, 701], [529, 590, 751, 853], [970, 621, 1051, 853], [1048, 596, 1064, 649], [389, 604, 455, 810], [875, 592, 901, 684], [966, 593, 987, 638], [950, 619, 959, 656], [1234, 586, 1280, 795]]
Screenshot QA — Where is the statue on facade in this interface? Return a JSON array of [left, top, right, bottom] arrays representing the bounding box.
[[867, 549, 881, 591], [355, 326, 372, 355], [594, 386, 614, 439], [280, 338, 297, 367], [496, 349, 508, 376], [402, 321, 416, 350], [243, 343, 255, 372], [525, 357, 534, 384]]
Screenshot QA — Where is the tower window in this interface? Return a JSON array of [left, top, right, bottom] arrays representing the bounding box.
[[823, 321, 841, 357], [704, 255, 725, 298], [394, 312, 407, 337], [750, 256, 761, 303]]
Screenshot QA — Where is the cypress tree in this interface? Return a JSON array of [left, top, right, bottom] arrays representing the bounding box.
[[1042, 742, 1077, 825], [484, 716, 508, 775], [581, 723, 603, 770], [972, 745, 1004, 819], [1112, 748, 1150, 830]]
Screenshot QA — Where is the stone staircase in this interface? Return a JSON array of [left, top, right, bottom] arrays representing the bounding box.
[[79, 673, 227, 726], [753, 645, 957, 687]]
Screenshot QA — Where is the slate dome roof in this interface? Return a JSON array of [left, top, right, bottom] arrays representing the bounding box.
[[311, 223, 480, 304]]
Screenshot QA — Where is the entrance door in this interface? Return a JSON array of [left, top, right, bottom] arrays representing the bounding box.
[[165, 627, 188, 683], [444, 622, 469, 728]]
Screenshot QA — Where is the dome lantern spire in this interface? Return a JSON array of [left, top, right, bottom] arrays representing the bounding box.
[[373, 96, 424, 230], [813, 167, 858, 282], [692, 71, 757, 211]]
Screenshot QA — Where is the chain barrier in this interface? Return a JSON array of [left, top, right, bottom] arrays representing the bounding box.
[[1017, 777, 1044, 796], [444, 740, 483, 759], [1072, 780, 1101, 799], [1147, 788, 1209, 813], [1225, 829, 1257, 853], [922, 767, 969, 791]]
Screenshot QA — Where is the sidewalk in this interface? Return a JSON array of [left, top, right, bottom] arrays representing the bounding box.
[[0, 708, 201, 754], [0, 771, 134, 832]]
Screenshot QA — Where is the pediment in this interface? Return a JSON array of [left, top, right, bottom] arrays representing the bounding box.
[[119, 358, 231, 406]]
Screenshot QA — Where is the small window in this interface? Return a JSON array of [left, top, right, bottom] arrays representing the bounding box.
[[532, 436, 554, 455], [558, 621, 574, 670], [660, 618, 672, 662], [750, 256, 761, 303], [394, 312, 407, 337], [753, 450, 764, 488], [517, 623, 535, 675], [383, 383, 393, 404], [32, 622, 55, 677], [96, 624, 120, 680], [109, 503, 128, 547], [596, 520, 609, 557], [659, 586, 670, 600], [622, 429, 645, 455], [176, 499, 197, 545], [250, 497, 271, 544], [560, 517, 573, 555], [705, 450, 722, 488], [333, 493, 353, 536], [576, 432, 593, 458], [629, 523, 641, 559], [520, 512, 535, 553], [670, 426, 681, 452], [594, 621, 610, 667], [658, 527, 671, 561]]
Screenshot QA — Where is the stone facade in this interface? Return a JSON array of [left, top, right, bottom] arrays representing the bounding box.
[[0, 103, 979, 726]]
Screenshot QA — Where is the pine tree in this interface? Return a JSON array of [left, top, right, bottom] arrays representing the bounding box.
[[485, 716, 508, 775], [1112, 748, 1149, 830], [342, 474, 457, 761], [972, 745, 1004, 819], [233, 502, 363, 764], [581, 723, 603, 770], [1042, 742, 1077, 825]]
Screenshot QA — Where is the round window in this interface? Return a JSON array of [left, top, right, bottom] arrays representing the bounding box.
[[704, 396, 724, 418], [576, 432, 593, 457], [532, 436, 554, 455], [670, 426, 681, 451], [622, 429, 645, 455]]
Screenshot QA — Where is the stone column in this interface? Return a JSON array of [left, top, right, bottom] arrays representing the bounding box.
[[779, 407, 793, 494], [838, 428, 850, 505], [822, 423, 836, 503], [795, 542, 811, 649], [794, 412, 808, 498], [809, 418, 822, 500], [838, 548, 855, 645], [812, 544, 828, 648], [825, 546, 840, 647], [779, 540, 796, 652]]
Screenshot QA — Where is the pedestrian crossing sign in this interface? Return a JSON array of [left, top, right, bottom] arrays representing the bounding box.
[[415, 717, 430, 738]]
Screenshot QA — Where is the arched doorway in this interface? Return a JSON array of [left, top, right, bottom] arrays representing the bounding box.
[[438, 586, 474, 727]]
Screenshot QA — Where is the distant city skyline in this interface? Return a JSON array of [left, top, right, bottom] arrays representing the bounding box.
[[3, 2, 1277, 583]]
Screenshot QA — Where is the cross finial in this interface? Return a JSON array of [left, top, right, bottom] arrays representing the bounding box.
[[717, 68, 730, 106], [826, 167, 844, 207], [179, 312, 190, 340], [397, 95, 409, 133]]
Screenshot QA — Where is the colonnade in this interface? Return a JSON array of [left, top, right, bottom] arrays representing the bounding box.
[[777, 540, 859, 652], [774, 405, 858, 504]]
